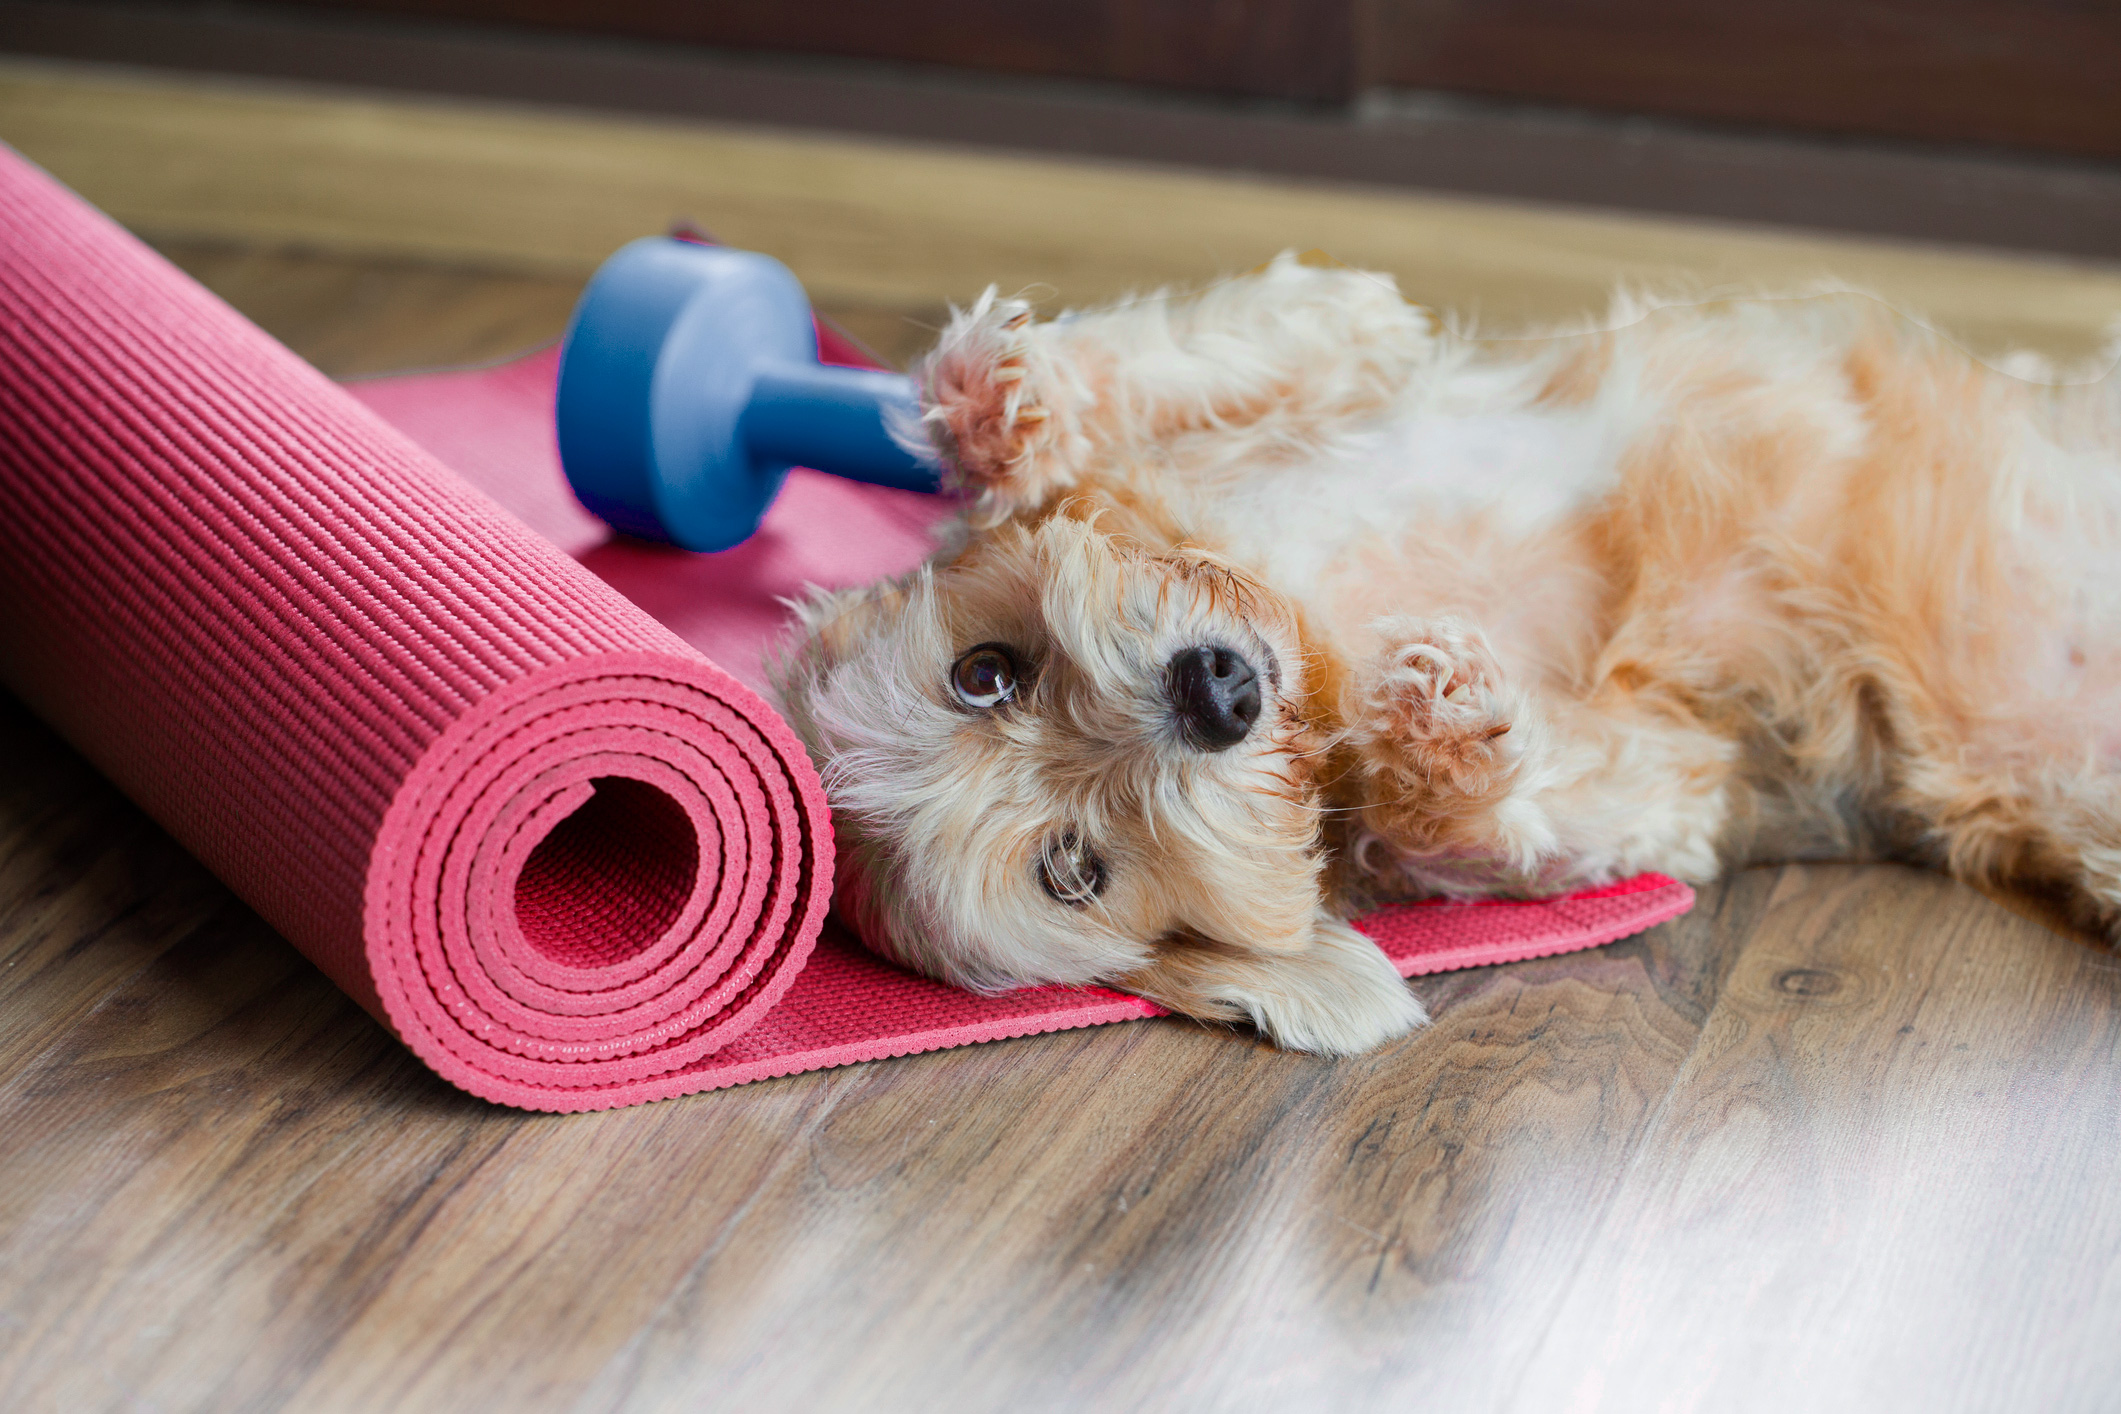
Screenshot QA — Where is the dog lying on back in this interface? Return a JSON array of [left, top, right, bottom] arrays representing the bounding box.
[[773, 253, 2121, 1054]]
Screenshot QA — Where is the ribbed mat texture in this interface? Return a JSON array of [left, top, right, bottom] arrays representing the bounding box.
[[0, 149, 1692, 1111], [0, 148, 836, 1109]]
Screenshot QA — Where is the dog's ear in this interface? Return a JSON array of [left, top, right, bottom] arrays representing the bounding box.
[[767, 575, 928, 753], [771, 576, 928, 696], [1122, 916, 1426, 1056], [780, 581, 893, 665]]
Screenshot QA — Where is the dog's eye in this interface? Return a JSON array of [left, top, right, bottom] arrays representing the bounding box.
[[950, 644, 1019, 708], [1037, 832, 1108, 908]]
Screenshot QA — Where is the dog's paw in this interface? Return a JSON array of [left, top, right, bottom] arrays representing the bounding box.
[[1242, 916, 1428, 1056], [1360, 615, 1521, 796], [1123, 914, 1427, 1057], [918, 289, 1059, 500]]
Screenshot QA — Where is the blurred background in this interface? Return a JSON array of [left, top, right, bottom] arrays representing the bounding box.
[[1, 0, 2118, 366], [7, 0, 2120, 246]]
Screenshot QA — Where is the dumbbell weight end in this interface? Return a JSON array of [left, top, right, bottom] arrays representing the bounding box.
[[556, 237, 941, 553]]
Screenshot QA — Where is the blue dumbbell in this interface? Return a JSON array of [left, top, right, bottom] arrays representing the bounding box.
[[555, 237, 941, 552]]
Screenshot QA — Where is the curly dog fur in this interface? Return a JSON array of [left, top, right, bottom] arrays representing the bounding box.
[[775, 254, 2121, 1054]]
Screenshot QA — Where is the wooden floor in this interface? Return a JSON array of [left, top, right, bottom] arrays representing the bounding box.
[[4, 64, 2121, 1414]]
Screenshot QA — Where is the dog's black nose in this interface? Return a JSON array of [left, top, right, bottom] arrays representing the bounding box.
[[1167, 645, 1261, 751]]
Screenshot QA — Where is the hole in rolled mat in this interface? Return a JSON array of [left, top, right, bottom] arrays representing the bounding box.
[[513, 777, 699, 969]]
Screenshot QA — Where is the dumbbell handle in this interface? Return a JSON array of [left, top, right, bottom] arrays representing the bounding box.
[[742, 362, 936, 493]]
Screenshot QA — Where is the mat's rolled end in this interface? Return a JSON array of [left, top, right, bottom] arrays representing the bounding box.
[[0, 146, 836, 1114], [366, 654, 832, 1112]]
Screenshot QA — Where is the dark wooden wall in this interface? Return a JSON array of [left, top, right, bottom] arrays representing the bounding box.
[[263, 0, 1358, 102], [249, 0, 2121, 157], [1368, 0, 2121, 160]]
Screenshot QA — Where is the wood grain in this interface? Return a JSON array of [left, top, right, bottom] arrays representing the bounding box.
[[1513, 865, 2121, 1411], [1, 71, 2119, 1414]]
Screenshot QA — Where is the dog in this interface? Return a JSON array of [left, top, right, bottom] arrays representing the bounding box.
[[772, 253, 2121, 1055]]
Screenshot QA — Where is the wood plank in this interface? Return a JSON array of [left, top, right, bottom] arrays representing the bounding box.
[[152, 240, 583, 376], [6, 61, 2121, 367], [1512, 864, 2121, 1411], [151, 241, 944, 377], [0, 697, 229, 1085]]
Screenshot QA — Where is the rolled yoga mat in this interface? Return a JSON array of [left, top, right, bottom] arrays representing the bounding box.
[[0, 149, 1695, 1112]]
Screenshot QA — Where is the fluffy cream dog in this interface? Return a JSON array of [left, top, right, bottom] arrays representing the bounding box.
[[773, 254, 2121, 1055]]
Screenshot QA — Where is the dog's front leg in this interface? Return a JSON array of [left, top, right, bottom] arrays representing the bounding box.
[[1345, 615, 1557, 890], [918, 253, 1434, 525], [1347, 615, 1735, 896]]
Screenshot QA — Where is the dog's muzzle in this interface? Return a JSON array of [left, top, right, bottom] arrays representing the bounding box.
[[1167, 645, 1262, 750]]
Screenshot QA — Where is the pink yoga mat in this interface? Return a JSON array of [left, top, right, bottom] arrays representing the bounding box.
[[0, 149, 1693, 1112]]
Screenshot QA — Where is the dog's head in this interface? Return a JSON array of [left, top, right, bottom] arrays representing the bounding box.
[[773, 509, 1424, 1053]]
